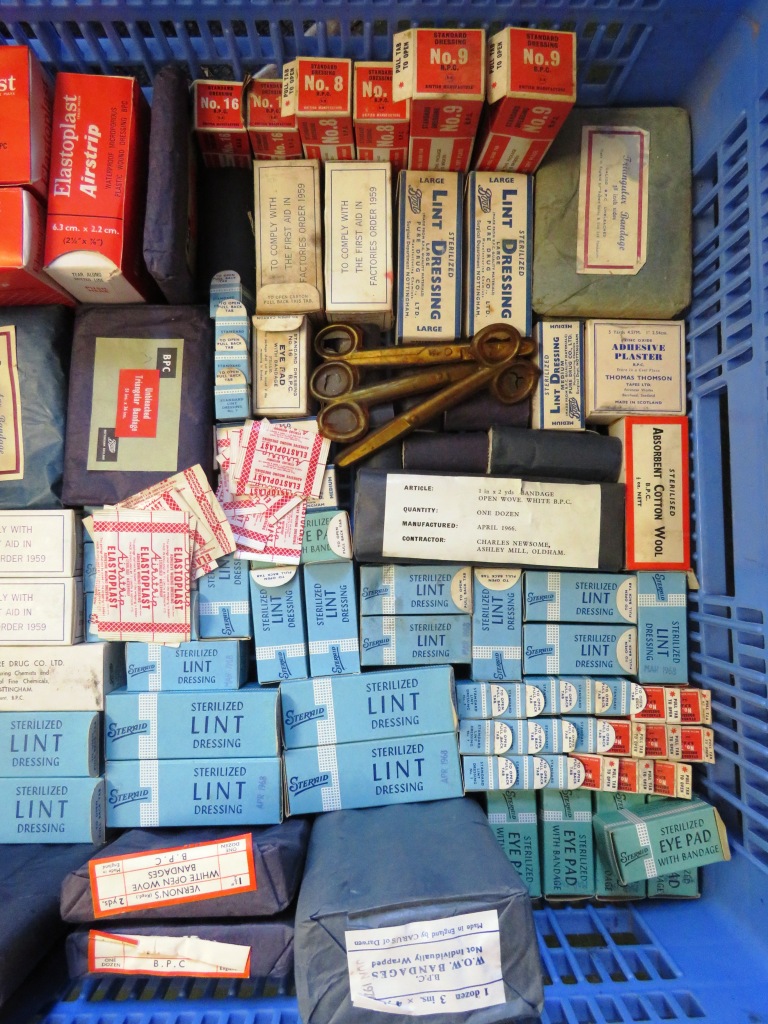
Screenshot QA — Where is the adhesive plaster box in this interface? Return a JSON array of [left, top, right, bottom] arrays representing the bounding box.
[[192, 80, 251, 169], [455, 681, 544, 719], [124, 641, 248, 692], [0, 775, 104, 843], [0, 711, 99, 778], [44, 73, 155, 303], [0, 189, 76, 307], [0, 45, 52, 201], [105, 757, 282, 827], [353, 63, 410, 173], [392, 28, 486, 172], [324, 162, 393, 329], [197, 554, 251, 640], [593, 792, 646, 900], [0, 577, 83, 646], [592, 797, 730, 885], [485, 790, 542, 898], [585, 320, 687, 424], [253, 160, 323, 316], [360, 564, 471, 616], [301, 510, 352, 565], [281, 58, 355, 162], [283, 732, 462, 814], [303, 561, 360, 676], [539, 788, 594, 899], [464, 171, 532, 337], [246, 78, 303, 161], [280, 665, 456, 748], [471, 569, 523, 683], [0, 642, 124, 711], [0, 509, 81, 577], [647, 867, 700, 899], [252, 315, 314, 419], [531, 320, 584, 430], [610, 416, 690, 570], [396, 170, 463, 343], [474, 28, 577, 174], [462, 754, 550, 791], [524, 572, 636, 624], [523, 624, 637, 676], [105, 684, 279, 760], [250, 566, 309, 684], [361, 614, 471, 668], [458, 718, 545, 756], [636, 571, 688, 684]]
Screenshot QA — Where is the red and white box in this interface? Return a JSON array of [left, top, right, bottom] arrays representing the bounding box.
[[644, 723, 684, 760], [572, 753, 618, 792], [44, 73, 155, 303], [0, 45, 52, 202], [681, 725, 715, 763], [353, 62, 410, 173], [281, 58, 355, 162], [0, 188, 75, 306], [680, 688, 712, 725], [653, 760, 693, 800], [617, 757, 655, 795], [393, 28, 485, 172], [193, 80, 251, 169], [474, 27, 576, 174], [606, 720, 646, 758], [634, 686, 682, 724], [246, 78, 303, 161]]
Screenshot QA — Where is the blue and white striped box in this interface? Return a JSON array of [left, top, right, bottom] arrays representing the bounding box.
[[537, 718, 578, 754], [0, 776, 105, 843], [360, 564, 472, 616], [565, 716, 617, 754], [462, 754, 550, 791], [455, 681, 545, 719], [539, 755, 586, 790], [198, 554, 251, 639], [250, 567, 309, 684], [303, 561, 360, 676], [125, 641, 249, 692], [523, 571, 636, 624], [523, 624, 637, 676], [360, 615, 471, 667], [637, 571, 688, 684], [458, 719, 545, 756], [471, 569, 522, 682], [0, 712, 100, 777]]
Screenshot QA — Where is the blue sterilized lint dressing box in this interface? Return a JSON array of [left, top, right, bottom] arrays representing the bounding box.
[[636, 571, 688, 684], [197, 554, 251, 639], [125, 641, 249, 691], [304, 561, 360, 676], [359, 564, 472, 615], [471, 569, 523, 681], [523, 571, 636, 623], [250, 567, 309, 684]]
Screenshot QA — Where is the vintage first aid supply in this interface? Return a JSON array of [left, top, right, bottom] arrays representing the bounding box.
[[458, 719, 545, 756], [210, 270, 250, 317], [124, 641, 248, 692], [680, 688, 712, 725], [647, 867, 700, 899], [253, 160, 323, 316], [594, 791, 646, 900], [571, 753, 619, 793], [464, 171, 532, 337], [360, 614, 471, 667], [193, 80, 251, 169], [246, 78, 303, 161], [353, 63, 410, 172], [462, 754, 550, 791], [565, 717, 616, 755], [584, 320, 687, 423], [281, 58, 355, 161], [0, 643, 124, 711], [324, 162, 393, 329], [249, 567, 309, 684], [485, 790, 542, 898], [653, 760, 693, 799], [0, 712, 99, 778], [360, 564, 471, 616], [531, 320, 584, 430], [197, 554, 251, 639], [540, 754, 586, 789], [307, 467, 338, 512], [633, 686, 682, 722], [537, 718, 578, 754], [0, 189, 76, 307], [301, 510, 352, 564], [533, 677, 611, 717], [475, 28, 576, 174], [0, 45, 53, 201], [44, 73, 156, 303], [455, 681, 544, 719], [616, 757, 654, 795], [636, 571, 688, 684], [393, 28, 486, 172], [0, 775, 105, 844], [605, 720, 646, 758], [0, 510, 81, 577], [523, 572, 636, 624], [0, 576, 82, 646], [523, 624, 637, 675], [539, 788, 594, 899], [471, 569, 523, 682], [303, 560, 360, 676], [610, 416, 690, 570], [252, 316, 313, 419]]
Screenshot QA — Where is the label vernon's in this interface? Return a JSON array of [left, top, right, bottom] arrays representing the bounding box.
[[382, 475, 601, 567]]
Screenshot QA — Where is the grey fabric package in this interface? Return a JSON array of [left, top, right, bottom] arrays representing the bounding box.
[[66, 918, 294, 980], [143, 65, 199, 304], [0, 305, 72, 508], [61, 820, 311, 922], [62, 304, 214, 506], [295, 799, 544, 1024]]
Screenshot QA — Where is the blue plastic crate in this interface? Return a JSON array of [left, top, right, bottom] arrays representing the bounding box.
[[2, 2, 768, 1022]]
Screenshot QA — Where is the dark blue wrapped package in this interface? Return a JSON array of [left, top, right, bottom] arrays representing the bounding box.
[[295, 798, 544, 1024], [143, 65, 199, 305], [0, 305, 72, 508], [60, 820, 311, 922]]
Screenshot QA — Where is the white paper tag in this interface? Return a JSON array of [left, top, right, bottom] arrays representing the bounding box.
[[0, 326, 24, 481], [577, 126, 649, 275], [89, 931, 250, 977], [345, 910, 504, 1016], [382, 475, 601, 568]]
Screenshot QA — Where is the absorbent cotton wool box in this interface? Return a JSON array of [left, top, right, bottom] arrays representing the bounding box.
[[281, 665, 456, 748], [301, 510, 352, 565], [252, 315, 313, 420], [0, 577, 82, 646], [458, 719, 545, 756], [105, 685, 279, 760], [0, 189, 76, 306], [353, 63, 410, 172], [253, 160, 323, 316], [593, 791, 646, 900], [471, 569, 523, 682], [105, 758, 282, 827], [0, 45, 53, 202], [283, 732, 463, 814], [246, 78, 303, 161], [281, 58, 355, 162], [464, 171, 532, 337], [192, 80, 251, 169], [523, 572, 636, 624], [485, 790, 542, 898], [462, 754, 550, 791], [539, 788, 594, 899], [360, 615, 471, 667], [1, 776, 105, 844], [197, 554, 251, 639], [303, 561, 360, 677], [0, 510, 81, 577], [0, 642, 125, 711], [250, 567, 309, 684], [636, 571, 688, 684], [324, 162, 393, 329], [455, 681, 545, 719], [531, 321, 584, 430], [396, 170, 463, 343], [0, 712, 99, 778], [523, 624, 637, 676], [124, 641, 248, 692], [360, 564, 472, 616]]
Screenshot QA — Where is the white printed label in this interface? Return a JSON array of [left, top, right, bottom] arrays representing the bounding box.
[[382, 475, 601, 568], [0, 327, 23, 481], [577, 126, 649, 275], [89, 931, 250, 977], [345, 910, 504, 1016]]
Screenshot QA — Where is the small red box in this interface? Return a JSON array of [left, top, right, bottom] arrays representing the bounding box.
[[354, 63, 410, 174], [0, 188, 75, 306], [0, 45, 52, 202], [193, 80, 252, 169], [246, 79, 303, 161], [282, 58, 355, 162]]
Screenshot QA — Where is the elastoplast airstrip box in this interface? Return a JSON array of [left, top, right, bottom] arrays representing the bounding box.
[[353, 63, 410, 172], [360, 614, 471, 667], [454, 681, 544, 719], [197, 554, 251, 640], [303, 560, 360, 676], [252, 315, 314, 419], [531, 320, 584, 430], [593, 791, 646, 900], [0, 775, 104, 843], [283, 732, 462, 813], [471, 569, 522, 682], [0, 189, 76, 306], [539, 787, 594, 899], [281, 58, 355, 162], [458, 718, 545, 756], [637, 571, 688, 683], [250, 567, 309, 684], [246, 78, 303, 161], [523, 624, 637, 675], [0, 711, 99, 778], [524, 572, 636, 624], [124, 641, 248, 692], [464, 171, 532, 337], [0, 643, 125, 711], [301, 510, 352, 565], [461, 754, 550, 791], [485, 790, 541, 898], [0, 510, 81, 577], [360, 564, 471, 616], [281, 665, 456, 748], [0, 45, 53, 201], [0, 577, 83, 646], [105, 758, 282, 826], [192, 80, 251, 169], [44, 73, 155, 303]]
